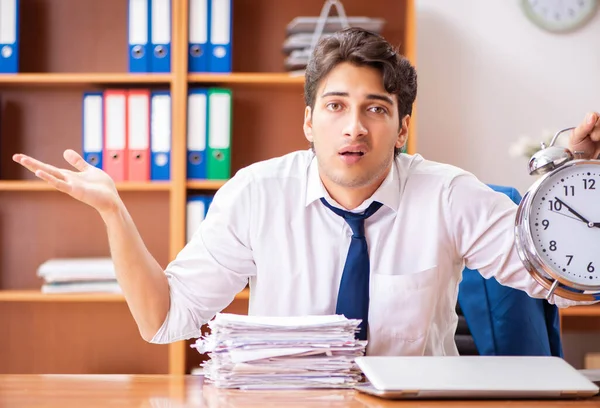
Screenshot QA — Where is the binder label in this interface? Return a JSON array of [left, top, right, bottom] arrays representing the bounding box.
[[83, 95, 103, 152], [209, 93, 230, 149], [0, 0, 16, 44], [211, 0, 230, 45], [151, 94, 171, 152], [189, 0, 208, 44], [128, 0, 148, 45], [188, 92, 207, 150], [128, 93, 150, 150], [105, 94, 126, 150], [152, 0, 171, 44]]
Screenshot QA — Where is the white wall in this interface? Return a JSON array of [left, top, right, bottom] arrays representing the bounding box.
[[415, 0, 600, 368], [415, 0, 600, 195]]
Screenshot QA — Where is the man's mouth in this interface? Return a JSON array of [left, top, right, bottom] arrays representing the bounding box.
[[338, 145, 367, 164], [338, 145, 367, 156]]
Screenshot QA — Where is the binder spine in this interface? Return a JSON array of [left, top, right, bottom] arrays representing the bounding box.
[[207, 88, 231, 180], [150, 0, 171, 73], [82, 92, 104, 170], [187, 88, 208, 180], [150, 90, 172, 181], [188, 0, 210, 73], [208, 0, 232, 73], [0, 0, 19, 73], [127, 0, 150, 73]]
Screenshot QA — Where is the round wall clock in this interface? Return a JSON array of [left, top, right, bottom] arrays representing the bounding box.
[[521, 0, 598, 33]]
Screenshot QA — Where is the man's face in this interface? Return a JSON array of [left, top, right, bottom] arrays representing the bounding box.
[[304, 62, 408, 190]]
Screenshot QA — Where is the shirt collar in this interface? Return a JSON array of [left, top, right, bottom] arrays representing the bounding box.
[[304, 153, 402, 213]]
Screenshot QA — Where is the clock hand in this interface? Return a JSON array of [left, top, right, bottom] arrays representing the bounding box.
[[549, 209, 586, 223], [553, 197, 591, 225]]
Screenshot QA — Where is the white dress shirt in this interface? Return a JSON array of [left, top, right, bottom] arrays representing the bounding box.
[[151, 150, 586, 355]]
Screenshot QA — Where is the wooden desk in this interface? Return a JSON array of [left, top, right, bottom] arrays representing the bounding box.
[[0, 375, 599, 408]]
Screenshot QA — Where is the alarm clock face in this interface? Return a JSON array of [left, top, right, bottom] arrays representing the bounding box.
[[528, 161, 600, 287]]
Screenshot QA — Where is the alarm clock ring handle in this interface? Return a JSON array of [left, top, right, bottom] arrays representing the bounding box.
[[528, 126, 577, 176]]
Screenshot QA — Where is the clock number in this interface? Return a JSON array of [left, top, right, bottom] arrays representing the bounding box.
[[563, 185, 575, 196], [548, 200, 562, 211], [583, 179, 596, 190], [549, 241, 557, 251], [588, 262, 595, 273], [566, 255, 573, 266], [542, 219, 550, 230]]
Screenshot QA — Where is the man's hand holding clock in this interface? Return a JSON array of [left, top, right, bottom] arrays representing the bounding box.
[[570, 112, 600, 160]]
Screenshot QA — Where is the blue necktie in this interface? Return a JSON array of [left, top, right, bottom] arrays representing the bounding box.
[[320, 198, 383, 340]]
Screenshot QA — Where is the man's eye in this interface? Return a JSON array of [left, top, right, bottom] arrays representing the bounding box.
[[327, 103, 341, 111], [370, 106, 386, 114]]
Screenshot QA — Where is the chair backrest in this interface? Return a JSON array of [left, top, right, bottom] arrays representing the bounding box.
[[455, 184, 563, 357], [454, 301, 479, 355]]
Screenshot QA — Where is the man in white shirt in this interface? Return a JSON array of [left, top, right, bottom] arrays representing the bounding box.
[[13, 28, 600, 356]]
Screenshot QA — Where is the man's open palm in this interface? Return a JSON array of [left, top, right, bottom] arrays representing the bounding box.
[[13, 149, 119, 214]]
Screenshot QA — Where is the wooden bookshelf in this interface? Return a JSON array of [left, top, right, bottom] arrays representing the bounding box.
[[0, 288, 250, 303], [0, 181, 171, 192], [0, 72, 303, 87], [5, 287, 588, 317], [0, 73, 172, 86], [186, 180, 227, 190], [0, 290, 126, 302], [188, 72, 304, 85], [0, 0, 416, 376]]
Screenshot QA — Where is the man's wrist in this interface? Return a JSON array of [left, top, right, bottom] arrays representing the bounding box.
[[99, 197, 125, 224]]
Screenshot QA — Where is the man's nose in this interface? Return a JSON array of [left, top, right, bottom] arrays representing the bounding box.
[[343, 111, 368, 139]]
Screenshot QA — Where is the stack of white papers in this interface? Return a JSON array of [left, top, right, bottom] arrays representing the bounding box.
[[282, 16, 385, 73], [191, 313, 366, 390], [36, 257, 121, 294]]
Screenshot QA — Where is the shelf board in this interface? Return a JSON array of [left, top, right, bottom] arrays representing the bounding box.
[[188, 72, 305, 85], [0, 288, 250, 303], [0, 180, 171, 192], [0, 73, 302, 86], [187, 180, 228, 190], [559, 304, 600, 317], [0, 73, 172, 86], [0, 290, 125, 302]]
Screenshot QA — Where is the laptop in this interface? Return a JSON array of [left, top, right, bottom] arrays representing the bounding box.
[[354, 356, 600, 400]]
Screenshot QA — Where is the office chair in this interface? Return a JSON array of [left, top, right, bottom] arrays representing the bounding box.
[[455, 184, 563, 357]]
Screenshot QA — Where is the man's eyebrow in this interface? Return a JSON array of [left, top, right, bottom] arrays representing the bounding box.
[[366, 94, 394, 106], [321, 91, 394, 106], [321, 91, 349, 98]]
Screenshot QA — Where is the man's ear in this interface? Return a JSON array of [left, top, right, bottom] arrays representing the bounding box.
[[303, 106, 313, 143], [395, 114, 410, 150]]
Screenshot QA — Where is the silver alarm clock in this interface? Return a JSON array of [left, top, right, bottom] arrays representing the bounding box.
[[515, 126, 600, 302]]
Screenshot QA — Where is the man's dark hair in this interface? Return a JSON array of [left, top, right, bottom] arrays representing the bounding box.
[[304, 27, 418, 156]]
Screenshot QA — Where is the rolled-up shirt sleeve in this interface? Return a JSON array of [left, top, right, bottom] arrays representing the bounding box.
[[150, 167, 257, 344], [445, 173, 598, 309]]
